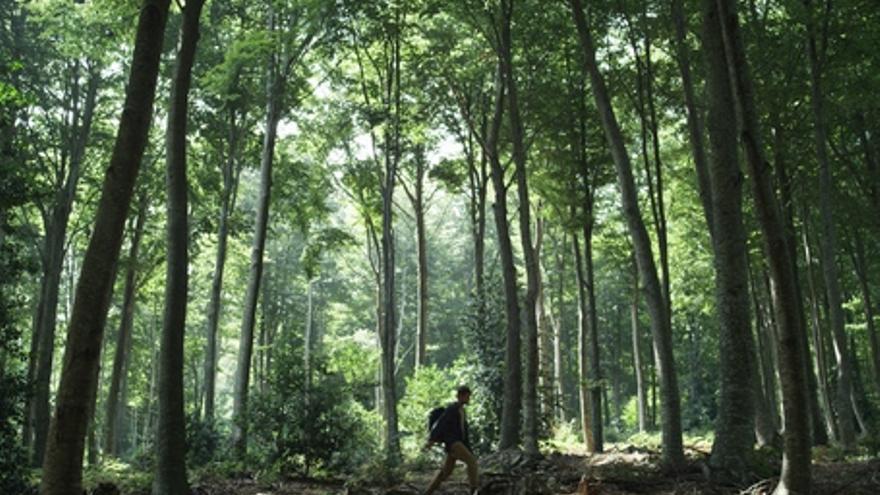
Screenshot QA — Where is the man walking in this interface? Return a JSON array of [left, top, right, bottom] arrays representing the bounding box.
[[423, 385, 479, 495]]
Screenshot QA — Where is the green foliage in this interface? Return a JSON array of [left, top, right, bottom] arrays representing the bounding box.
[[186, 415, 222, 468], [455, 279, 506, 452], [249, 341, 372, 477], [82, 460, 152, 495], [399, 365, 455, 453]]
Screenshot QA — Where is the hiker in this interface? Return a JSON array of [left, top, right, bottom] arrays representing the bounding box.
[[423, 385, 479, 495]]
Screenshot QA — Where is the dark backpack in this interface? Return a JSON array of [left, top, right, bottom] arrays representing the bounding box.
[[428, 406, 446, 435]]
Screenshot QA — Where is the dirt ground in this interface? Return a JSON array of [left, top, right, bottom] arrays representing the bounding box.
[[185, 447, 880, 495]]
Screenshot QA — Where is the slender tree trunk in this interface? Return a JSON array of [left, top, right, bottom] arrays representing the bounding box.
[[39, 2, 171, 493], [713, 0, 812, 491], [232, 19, 281, 455], [583, 222, 602, 452], [536, 216, 554, 424], [379, 9, 402, 463], [486, 65, 522, 451], [498, 0, 540, 457], [573, 232, 594, 451], [413, 154, 428, 368], [630, 256, 647, 433], [552, 234, 566, 423], [701, 4, 757, 476], [855, 113, 880, 228], [748, 259, 781, 446], [203, 112, 241, 424], [29, 64, 99, 467], [569, 0, 682, 466], [773, 121, 830, 446], [671, 0, 713, 237], [104, 195, 147, 458], [802, 215, 836, 440], [304, 277, 314, 392], [851, 231, 880, 388], [155, 2, 203, 492], [804, 0, 856, 450]]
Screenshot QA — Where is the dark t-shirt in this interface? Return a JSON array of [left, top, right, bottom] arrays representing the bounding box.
[[429, 402, 470, 452]]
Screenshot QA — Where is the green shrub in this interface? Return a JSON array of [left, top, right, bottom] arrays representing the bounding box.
[[82, 460, 152, 495], [248, 341, 372, 477], [186, 414, 221, 467]]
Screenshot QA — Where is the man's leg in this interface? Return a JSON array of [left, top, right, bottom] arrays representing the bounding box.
[[424, 453, 456, 495], [449, 442, 479, 490]]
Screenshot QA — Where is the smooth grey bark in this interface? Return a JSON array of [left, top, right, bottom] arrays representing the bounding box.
[[154, 1, 204, 492], [773, 121, 830, 446], [713, 0, 812, 491], [203, 107, 243, 423], [671, 0, 713, 236], [856, 113, 880, 228], [569, 0, 682, 466], [232, 12, 282, 455], [378, 6, 402, 463], [497, 0, 540, 457], [485, 65, 522, 451], [851, 231, 880, 389], [748, 256, 782, 446], [552, 234, 566, 424], [573, 232, 594, 451], [701, 1, 757, 476], [802, 219, 836, 441], [470, 135, 488, 296], [104, 194, 147, 458], [403, 149, 428, 368], [535, 216, 553, 422], [29, 62, 99, 467], [304, 277, 315, 395], [39, 2, 171, 493], [584, 200, 602, 454], [630, 256, 647, 433], [804, 0, 856, 450]]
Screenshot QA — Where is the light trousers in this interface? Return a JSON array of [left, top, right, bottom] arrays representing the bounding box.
[[424, 441, 479, 494]]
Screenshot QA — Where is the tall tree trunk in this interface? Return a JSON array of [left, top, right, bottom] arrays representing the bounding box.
[[851, 230, 880, 389], [583, 221, 602, 452], [536, 216, 553, 423], [104, 195, 147, 458], [469, 130, 488, 296], [29, 63, 99, 467], [232, 14, 282, 455], [552, 234, 567, 424], [155, 2, 204, 492], [671, 0, 713, 236], [630, 256, 647, 433], [203, 109, 242, 424], [802, 214, 836, 441], [499, 0, 540, 457], [773, 121, 830, 446], [412, 152, 428, 368], [855, 112, 880, 228], [713, 0, 812, 491], [569, 0, 682, 466], [379, 8, 402, 463], [573, 232, 594, 451], [748, 259, 781, 446], [804, 0, 856, 450], [701, 3, 757, 476], [39, 2, 171, 493], [486, 65, 522, 451], [304, 277, 314, 394]]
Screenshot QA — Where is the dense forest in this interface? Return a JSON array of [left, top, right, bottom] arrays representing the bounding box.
[[1, 0, 879, 494]]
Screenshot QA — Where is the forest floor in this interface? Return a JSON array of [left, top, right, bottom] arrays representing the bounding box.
[[184, 445, 880, 495]]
